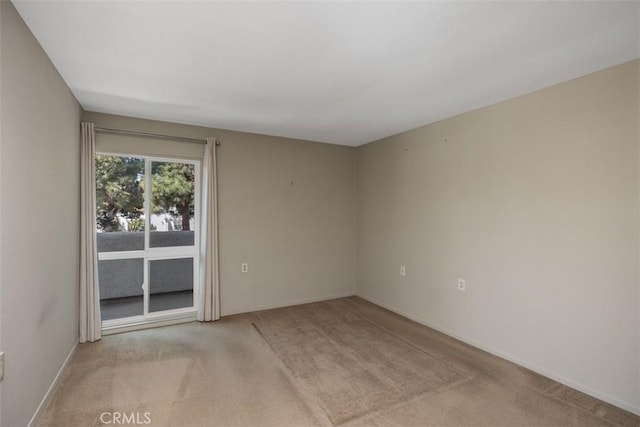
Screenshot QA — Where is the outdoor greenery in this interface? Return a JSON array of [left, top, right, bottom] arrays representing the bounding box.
[[150, 162, 195, 231], [127, 217, 146, 232], [95, 155, 195, 232], [95, 156, 144, 232]]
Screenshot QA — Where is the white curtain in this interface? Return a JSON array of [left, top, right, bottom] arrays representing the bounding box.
[[198, 137, 220, 321], [80, 122, 102, 342]]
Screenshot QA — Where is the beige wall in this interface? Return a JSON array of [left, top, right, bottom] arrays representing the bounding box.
[[0, 2, 82, 426], [0, 2, 4, 424], [356, 60, 640, 413], [83, 111, 358, 316]]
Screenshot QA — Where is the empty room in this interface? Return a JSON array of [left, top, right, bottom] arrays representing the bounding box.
[[1, 0, 639, 426]]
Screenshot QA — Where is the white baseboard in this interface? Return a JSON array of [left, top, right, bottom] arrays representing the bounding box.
[[222, 292, 356, 317], [356, 293, 640, 416], [28, 341, 78, 427]]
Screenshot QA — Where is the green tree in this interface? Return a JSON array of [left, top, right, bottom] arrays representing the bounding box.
[[95, 155, 144, 231], [151, 162, 195, 231], [127, 217, 146, 232]]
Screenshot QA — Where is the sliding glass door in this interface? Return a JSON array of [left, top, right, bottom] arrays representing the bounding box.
[[96, 154, 200, 328]]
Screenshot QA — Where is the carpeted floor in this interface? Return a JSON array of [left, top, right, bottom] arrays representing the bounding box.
[[36, 297, 639, 426]]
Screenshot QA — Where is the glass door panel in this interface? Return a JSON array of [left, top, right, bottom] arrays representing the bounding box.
[[149, 161, 196, 248], [148, 258, 194, 313], [96, 153, 200, 328], [96, 154, 146, 322]]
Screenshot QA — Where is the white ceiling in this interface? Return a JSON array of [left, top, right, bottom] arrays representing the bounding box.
[[13, 1, 640, 146]]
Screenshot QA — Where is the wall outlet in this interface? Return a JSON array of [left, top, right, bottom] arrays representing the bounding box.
[[457, 278, 466, 291], [400, 265, 406, 277], [241, 263, 249, 273], [0, 351, 5, 381]]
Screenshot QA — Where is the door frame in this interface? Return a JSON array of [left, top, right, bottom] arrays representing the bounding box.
[[96, 152, 201, 333]]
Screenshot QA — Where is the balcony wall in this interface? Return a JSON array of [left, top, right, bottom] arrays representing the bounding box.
[[97, 231, 195, 299]]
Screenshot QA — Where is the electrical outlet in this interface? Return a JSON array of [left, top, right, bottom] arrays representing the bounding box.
[[0, 351, 5, 381], [457, 278, 466, 291], [241, 263, 249, 273], [400, 265, 406, 277]]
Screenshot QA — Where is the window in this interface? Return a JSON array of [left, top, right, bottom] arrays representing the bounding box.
[[95, 154, 200, 327]]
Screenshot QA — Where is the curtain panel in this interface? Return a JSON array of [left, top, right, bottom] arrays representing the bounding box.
[[198, 137, 220, 321], [80, 122, 102, 342]]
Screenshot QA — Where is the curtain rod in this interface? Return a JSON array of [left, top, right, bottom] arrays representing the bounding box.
[[94, 127, 220, 145]]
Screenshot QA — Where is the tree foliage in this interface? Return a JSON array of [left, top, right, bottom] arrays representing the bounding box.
[[95, 156, 195, 232], [151, 162, 195, 231], [95, 155, 144, 232]]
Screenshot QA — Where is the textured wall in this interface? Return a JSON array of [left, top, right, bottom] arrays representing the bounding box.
[[356, 60, 640, 413], [0, 2, 82, 425]]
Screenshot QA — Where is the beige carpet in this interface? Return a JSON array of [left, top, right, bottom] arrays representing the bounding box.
[[36, 297, 639, 426], [253, 302, 466, 425]]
